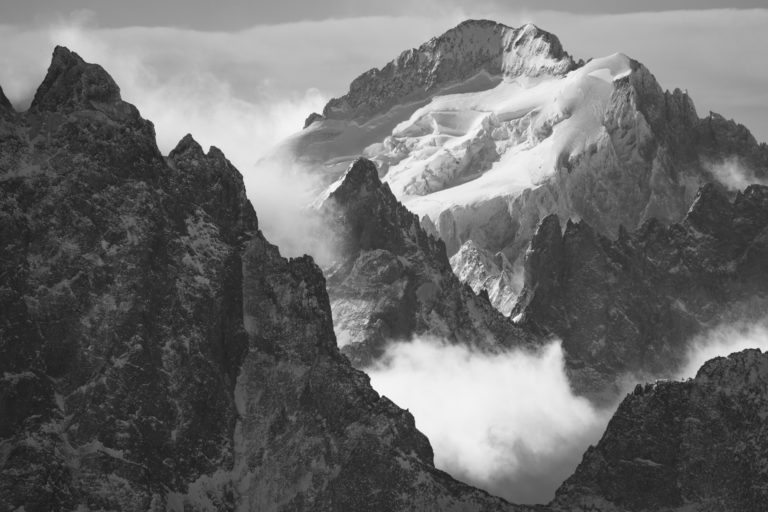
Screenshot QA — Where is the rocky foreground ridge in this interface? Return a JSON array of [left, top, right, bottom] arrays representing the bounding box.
[[0, 47, 525, 511], [2, 46, 768, 512]]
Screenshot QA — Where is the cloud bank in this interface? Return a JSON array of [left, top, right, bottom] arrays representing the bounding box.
[[367, 320, 768, 504], [367, 338, 614, 504]]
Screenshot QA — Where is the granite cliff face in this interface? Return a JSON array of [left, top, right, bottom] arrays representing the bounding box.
[[513, 183, 768, 401], [551, 349, 768, 512], [318, 158, 538, 366], [0, 47, 526, 512]]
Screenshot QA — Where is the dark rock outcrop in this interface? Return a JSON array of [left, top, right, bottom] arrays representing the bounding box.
[[319, 158, 539, 366], [513, 183, 768, 401], [0, 46, 526, 512], [551, 349, 768, 512]]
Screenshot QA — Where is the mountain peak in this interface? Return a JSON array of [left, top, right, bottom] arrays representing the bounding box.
[[30, 45, 122, 113], [321, 19, 575, 122], [51, 44, 83, 67], [328, 157, 383, 203], [169, 133, 205, 159]]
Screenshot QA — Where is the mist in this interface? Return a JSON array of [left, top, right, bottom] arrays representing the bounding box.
[[366, 321, 768, 504], [366, 337, 615, 504], [704, 157, 768, 192]]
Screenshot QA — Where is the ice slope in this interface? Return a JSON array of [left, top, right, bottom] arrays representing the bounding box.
[[380, 53, 633, 223], [272, 20, 576, 187]]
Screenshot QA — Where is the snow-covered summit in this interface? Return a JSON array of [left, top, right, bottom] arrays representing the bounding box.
[[267, 19, 768, 314], [322, 20, 576, 123]]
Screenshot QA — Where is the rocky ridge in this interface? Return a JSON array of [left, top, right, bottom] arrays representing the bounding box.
[[0, 46, 527, 512], [551, 349, 768, 512], [318, 157, 538, 366], [513, 183, 768, 401]]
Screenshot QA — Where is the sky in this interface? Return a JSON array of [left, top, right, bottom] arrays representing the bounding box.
[[3, 0, 768, 28]]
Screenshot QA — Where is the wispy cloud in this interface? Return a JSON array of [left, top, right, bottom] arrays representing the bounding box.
[[704, 157, 768, 192], [367, 338, 615, 504]]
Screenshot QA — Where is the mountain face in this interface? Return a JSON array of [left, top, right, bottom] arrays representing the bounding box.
[[317, 158, 538, 366], [0, 47, 527, 512], [449, 239, 519, 316], [551, 349, 768, 512], [274, 19, 768, 314], [513, 183, 768, 402]]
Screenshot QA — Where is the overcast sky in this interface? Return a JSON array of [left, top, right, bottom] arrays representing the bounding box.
[[5, 0, 768, 28], [1, 2, 766, 173]]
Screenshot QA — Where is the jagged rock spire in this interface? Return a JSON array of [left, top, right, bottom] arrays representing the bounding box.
[[169, 133, 206, 159], [30, 45, 122, 113], [328, 157, 383, 203]]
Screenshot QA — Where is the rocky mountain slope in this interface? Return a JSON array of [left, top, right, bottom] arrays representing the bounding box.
[[0, 46, 530, 512], [272, 19, 768, 314], [513, 183, 768, 401], [317, 157, 538, 366], [551, 349, 768, 512]]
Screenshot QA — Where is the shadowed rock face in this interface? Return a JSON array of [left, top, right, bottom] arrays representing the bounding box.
[[318, 158, 539, 366], [0, 47, 525, 512], [551, 349, 768, 512], [513, 183, 768, 402]]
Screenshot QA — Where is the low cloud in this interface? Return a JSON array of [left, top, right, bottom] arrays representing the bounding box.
[[704, 157, 768, 192], [366, 337, 615, 504], [366, 321, 768, 504]]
